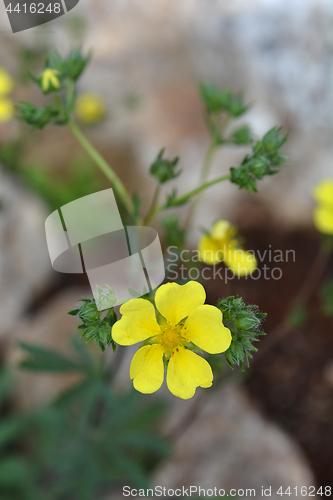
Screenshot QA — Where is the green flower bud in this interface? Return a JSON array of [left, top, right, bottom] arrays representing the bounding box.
[[235, 310, 262, 331], [230, 127, 288, 193], [200, 83, 248, 117], [69, 298, 117, 352], [217, 296, 266, 370], [229, 125, 253, 145], [150, 148, 180, 184]]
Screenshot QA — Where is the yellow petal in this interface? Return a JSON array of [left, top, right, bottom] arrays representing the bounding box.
[[167, 347, 213, 399], [224, 247, 257, 276], [112, 298, 160, 345], [41, 69, 60, 92], [210, 219, 233, 240], [313, 179, 333, 210], [0, 98, 14, 123], [182, 304, 231, 354], [155, 281, 206, 326], [0, 68, 14, 96], [313, 205, 333, 235], [130, 344, 164, 394], [198, 234, 223, 265]]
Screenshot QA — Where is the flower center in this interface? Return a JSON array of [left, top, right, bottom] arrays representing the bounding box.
[[159, 325, 183, 355]]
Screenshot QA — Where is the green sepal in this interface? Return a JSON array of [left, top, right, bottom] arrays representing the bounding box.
[[44, 48, 91, 83], [16, 102, 60, 129], [227, 124, 253, 145], [71, 298, 117, 352]]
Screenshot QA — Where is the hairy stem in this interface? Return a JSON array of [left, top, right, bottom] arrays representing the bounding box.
[[147, 174, 230, 222], [68, 121, 134, 216], [184, 141, 217, 227]]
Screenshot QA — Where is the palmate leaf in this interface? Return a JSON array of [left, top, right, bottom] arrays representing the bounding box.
[[18, 342, 81, 373]]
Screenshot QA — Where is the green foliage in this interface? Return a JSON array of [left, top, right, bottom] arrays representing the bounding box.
[[18, 342, 82, 373], [200, 83, 248, 117], [320, 279, 333, 316], [149, 148, 181, 184], [227, 124, 253, 145], [21, 160, 104, 212], [217, 296, 266, 370], [17, 48, 90, 128], [200, 83, 249, 147], [162, 215, 186, 248], [0, 143, 104, 212], [165, 188, 189, 208], [44, 48, 91, 83], [230, 127, 287, 193], [0, 341, 169, 500], [16, 102, 60, 129], [69, 298, 118, 352]]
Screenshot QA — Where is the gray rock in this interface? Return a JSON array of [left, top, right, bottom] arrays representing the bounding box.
[[153, 383, 316, 499], [8, 287, 91, 409], [0, 168, 52, 335]]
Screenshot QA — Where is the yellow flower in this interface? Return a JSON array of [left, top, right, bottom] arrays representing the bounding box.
[[40, 68, 61, 93], [312, 179, 333, 235], [74, 92, 106, 124], [198, 219, 257, 276], [0, 98, 14, 123], [0, 67, 14, 97], [112, 281, 231, 399]]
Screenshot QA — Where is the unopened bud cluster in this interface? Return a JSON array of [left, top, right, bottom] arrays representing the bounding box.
[[217, 295, 266, 370]]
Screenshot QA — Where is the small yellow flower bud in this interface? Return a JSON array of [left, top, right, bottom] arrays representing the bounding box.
[[40, 68, 61, 93], [74, 92, 106, 124], [0, 67, 14, 97]]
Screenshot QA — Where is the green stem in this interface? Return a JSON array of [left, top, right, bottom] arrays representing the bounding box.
[[105, 308, 114, 320], [143, 185, 161, 225], [184, 115, 230, 227], [68, 121, 134, 216], [200, 140, 217, 185], [184, 140, 217, 226], [149, 174, 230, 220], [53, 95, 68, 123]]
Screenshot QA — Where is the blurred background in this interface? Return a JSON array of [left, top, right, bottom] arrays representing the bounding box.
[[0, 0, 332, 498]]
